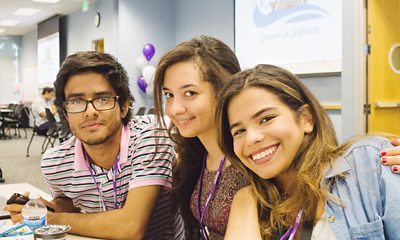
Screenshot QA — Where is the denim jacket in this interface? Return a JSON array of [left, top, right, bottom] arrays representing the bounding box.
[[324, 137, 400, 239]]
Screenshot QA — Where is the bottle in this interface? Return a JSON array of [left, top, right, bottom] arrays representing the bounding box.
[[22, 192, 47, 230]]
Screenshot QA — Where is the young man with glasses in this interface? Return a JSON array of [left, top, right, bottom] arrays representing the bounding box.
[[6, 51, 184, 239]]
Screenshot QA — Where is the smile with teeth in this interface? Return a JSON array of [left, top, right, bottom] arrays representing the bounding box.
[[251, 145, 278, 161], [176, 116, 195, 125]]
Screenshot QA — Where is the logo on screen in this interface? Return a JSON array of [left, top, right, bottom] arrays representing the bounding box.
[[253, 0, 328, 27]]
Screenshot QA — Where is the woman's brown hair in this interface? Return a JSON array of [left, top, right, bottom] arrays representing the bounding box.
[[216, 64, 346, 238], [153, 36, 240, 237]]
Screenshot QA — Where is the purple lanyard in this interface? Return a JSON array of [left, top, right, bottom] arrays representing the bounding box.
[[280, 209, 303, 240], [83, 148, 120, 211], [197, 154, 225, 240]]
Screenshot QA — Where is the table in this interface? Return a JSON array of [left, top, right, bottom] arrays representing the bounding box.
[[0, 109, 13, 139], [0, 183, 98, 239]]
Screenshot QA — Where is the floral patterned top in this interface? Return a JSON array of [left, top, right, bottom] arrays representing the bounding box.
[[190, 164, 248, 239]]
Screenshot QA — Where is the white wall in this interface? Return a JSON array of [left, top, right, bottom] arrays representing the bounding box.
[[0, 36, 22, 104], [21, 30, 39, 103], [301, 75, 342, 140], [64, 0, 118, 55], [117, 0, 175, 111], [175, 0, 235, 49]]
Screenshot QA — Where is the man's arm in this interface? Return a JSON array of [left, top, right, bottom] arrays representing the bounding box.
[[48, 185, 161, 240], [224, 186, 262, 240], [51, 197, 80, 213]]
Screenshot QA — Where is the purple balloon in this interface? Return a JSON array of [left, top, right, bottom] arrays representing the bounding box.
[[143, 43, 155, 61], [137, 75, 147, 93]]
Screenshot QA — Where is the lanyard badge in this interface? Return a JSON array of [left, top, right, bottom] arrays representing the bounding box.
[[280, 209, 303, 240], [83, 147, 121, 211], [197, 154, 226, 240]]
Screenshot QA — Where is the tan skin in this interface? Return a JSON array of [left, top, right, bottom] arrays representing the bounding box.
[[163, 61, 231, 170], [5, 72, 162, 240]]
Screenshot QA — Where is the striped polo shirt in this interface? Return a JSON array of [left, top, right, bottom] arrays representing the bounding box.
[[41, 115, 184, 239]]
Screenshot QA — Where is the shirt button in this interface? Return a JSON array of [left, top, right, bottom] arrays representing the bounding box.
[[328, 215, 335, 223]]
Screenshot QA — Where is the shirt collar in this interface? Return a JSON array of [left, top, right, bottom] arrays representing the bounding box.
[[323, 155, 351, 179], [74, 124, 130, 171]]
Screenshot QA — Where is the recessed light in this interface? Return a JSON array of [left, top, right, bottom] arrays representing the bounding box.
[[14, 8, 41, 16], [0, 20, 20, 27], [33, 0, 61, 3], [0, 28, 6, 34]]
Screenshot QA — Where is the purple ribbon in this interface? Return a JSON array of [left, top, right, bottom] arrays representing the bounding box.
[[84, 147, 120, 211], [280, 208, 303, 240], [197, 154, 226, 240]]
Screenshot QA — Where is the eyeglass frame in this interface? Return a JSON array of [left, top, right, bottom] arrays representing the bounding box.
[[63, 96, 120, 113]]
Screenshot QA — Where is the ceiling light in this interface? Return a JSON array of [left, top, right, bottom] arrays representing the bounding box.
[[0, 28, 6, 34], [33, 0, 61, 3], [0, 20, 20, 26], [14, 8, 41, 16]]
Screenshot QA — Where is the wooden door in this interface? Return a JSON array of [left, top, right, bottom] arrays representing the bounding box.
[[367, 0, 400, 136]]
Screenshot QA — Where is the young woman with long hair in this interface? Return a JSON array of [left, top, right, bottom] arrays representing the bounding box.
[[217, 64, 400, 239], [153, 36, 247, 239]]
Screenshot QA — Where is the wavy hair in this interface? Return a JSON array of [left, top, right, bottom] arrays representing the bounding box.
[[153, 36, 241, 238], [216, 64, 347, 238], [54, 51, 134, 125]]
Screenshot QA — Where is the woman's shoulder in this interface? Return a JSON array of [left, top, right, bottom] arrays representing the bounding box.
[[330, 136, 393, 181], [348, 136, 390, 149], [226, 185, 262, 240], [341, 136, 392, 160], [234, 186, 257, 204]]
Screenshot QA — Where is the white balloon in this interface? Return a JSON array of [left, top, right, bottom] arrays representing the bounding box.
[[142, 65, 156, 84], [134, 56, 147, 71], [146, 79, 154, 98]]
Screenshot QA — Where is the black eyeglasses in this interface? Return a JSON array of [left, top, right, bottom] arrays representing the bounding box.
[[64, 96, 119, 113]]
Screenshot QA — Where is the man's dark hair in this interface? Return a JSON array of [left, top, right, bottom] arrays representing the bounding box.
[[54, 51, 134, 124], [42, 87, 54, 95]]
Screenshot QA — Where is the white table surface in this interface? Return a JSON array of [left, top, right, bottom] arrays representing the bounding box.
[[0, 183, 99, 240]]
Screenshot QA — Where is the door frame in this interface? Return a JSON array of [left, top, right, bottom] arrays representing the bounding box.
[[340, 0, 367, 140]]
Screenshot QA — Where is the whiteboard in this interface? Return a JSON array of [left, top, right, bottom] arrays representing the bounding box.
[[235, 0, 342, 74]]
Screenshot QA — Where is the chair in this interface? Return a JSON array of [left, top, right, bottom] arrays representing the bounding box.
[[147, 108, 154, 114], [43, 108, 60, 150], [0, 168, 5, 183], [6, 103, 16, 111], [26, 108, 58, 157], [4, 104, 27, 138], [136, 107, 146, 115], [58, 119, 72, 143]]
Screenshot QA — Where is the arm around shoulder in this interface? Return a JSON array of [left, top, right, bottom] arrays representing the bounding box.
[[224, 186, 262, 240]]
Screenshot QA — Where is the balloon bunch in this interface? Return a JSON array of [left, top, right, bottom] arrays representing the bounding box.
[[135, 43, 156, 97]]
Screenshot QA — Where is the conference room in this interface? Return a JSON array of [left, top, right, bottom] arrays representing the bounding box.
[[0, 0, 399, 239]]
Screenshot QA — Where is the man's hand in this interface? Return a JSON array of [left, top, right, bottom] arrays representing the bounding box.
[[380, 137, 400, 174]]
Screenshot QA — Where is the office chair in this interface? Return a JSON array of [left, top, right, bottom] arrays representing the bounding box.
[[147, 108, 154, 114], [26, 108, 57, 157], [136, 107, 146, 115]]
